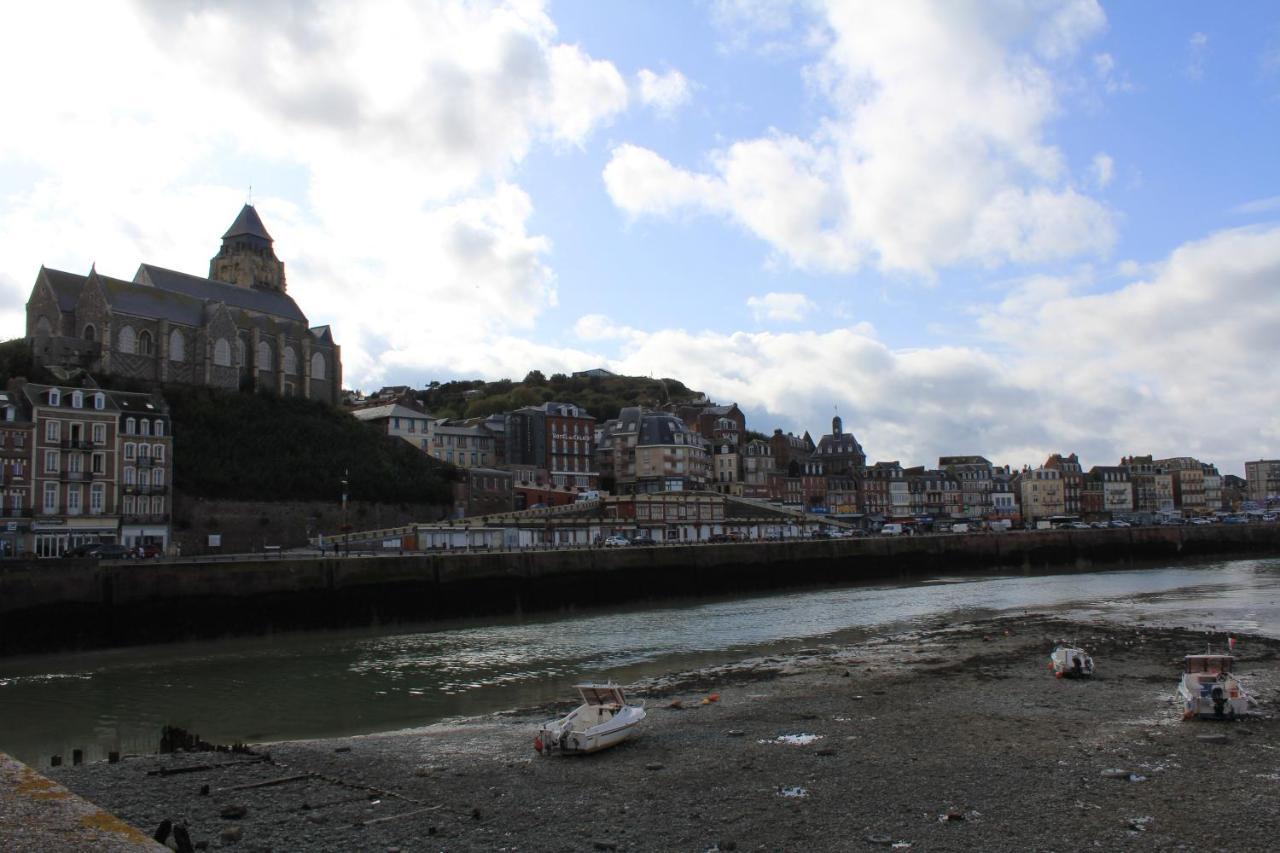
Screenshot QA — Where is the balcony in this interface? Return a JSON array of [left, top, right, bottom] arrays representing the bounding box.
[[123, 513, 168, 524], [136, 456, 155, 468], [60, 438, 93, 451], [2, 507, 33, 518]]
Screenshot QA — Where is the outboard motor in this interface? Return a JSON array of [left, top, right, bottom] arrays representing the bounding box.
[[1211, 686, 1226, 718], [1072, 657, 1083, 676]]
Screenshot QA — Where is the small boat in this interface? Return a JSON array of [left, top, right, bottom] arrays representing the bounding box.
[[1049, 644, 1094, 678], [535, 683, 646, 755], [1179, 652, 1252, 720]]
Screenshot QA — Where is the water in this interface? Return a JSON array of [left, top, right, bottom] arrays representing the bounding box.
[[2, 557, 1278, 768]]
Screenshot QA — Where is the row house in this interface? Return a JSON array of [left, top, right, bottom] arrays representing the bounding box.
[[9, 381, 172, 557], [863, 461, 910, 519], [814, 416, 866, 476], [1014, 466, 1064, 523], [1083, 466, 1133, 517], [1154, 457, 1222, 516], [905, 467, 963, 520], [1121, 455, 1176, 516], [429, 421, 496, 469], [1222, 474, 1248, 511], [1244, 460, 1280, 506], [939, 456, 995, 519], [711, 442, 740, 494], [741, 439, 773, 497], [597, 407, 708, 494], [505, 402, 596, 490], [351, 403, 435, 453], [0, 391, 32, 557], [672, 402, 746, 447], [1043, 453, 1084, 515], [991, 465, 1018, 521]]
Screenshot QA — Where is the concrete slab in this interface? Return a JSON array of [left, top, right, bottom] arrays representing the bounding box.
[[0, 752, 165, 852]]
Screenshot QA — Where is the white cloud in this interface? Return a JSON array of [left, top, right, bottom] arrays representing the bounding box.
[[0, 1, 632, 388], [605, 1, 1115, 275], [1231, 195, 1280, 215], [1188, 31, 1209, 80], [636, 68, 693, 114], [746, 292, 817, 322], [1092, 52, 1133, 94], [1090, 152, 1114, 189]]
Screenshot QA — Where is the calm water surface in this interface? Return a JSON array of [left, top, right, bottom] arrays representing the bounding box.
[[2, 557, 1277, 768]]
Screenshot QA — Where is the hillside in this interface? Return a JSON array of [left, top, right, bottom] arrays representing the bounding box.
[[0, 339, 455, 505], [418, 370, 704, 422]]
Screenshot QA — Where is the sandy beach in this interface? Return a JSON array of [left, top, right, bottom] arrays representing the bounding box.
[[48, 614, 1280, 852]]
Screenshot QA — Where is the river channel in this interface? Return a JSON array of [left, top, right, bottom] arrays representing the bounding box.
[[2, 557, 1278, 769]]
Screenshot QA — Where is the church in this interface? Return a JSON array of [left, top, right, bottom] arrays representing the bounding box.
[[25, 205, 341, 404]]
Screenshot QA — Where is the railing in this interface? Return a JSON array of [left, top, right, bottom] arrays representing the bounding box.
[[136, 456, 154, 468], [60, 439, 93, 450], [123, 514, 168, 524]]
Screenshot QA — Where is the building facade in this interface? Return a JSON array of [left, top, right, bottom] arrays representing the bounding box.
[[1245, 460, 1280, 505]]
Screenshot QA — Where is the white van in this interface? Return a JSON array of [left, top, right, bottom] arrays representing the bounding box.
[[951, 523, 969, 534], [880, 523, 904, 536], [575, 490, 601, 502]]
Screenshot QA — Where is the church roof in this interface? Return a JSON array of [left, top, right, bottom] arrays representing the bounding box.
[[222, 204, 273, 242], [41, 267, 88, 312], [136, 264, 307, 323]]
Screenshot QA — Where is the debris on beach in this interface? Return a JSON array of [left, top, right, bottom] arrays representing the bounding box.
[[760, 734, 824, 746], [776, 785, 808, 798]]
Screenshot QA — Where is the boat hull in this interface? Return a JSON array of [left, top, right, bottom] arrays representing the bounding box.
[[537, 706, 646, 755]]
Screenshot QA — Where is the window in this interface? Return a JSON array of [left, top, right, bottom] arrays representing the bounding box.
[[117, 326, 136, 354], [283, 346, 297, 375], [140, 419, 151, 437], [67, 486, 81, 514], [124, 417, 135, 435], [123, 495, 134, 516], [45, 420, 60, 442], [153, 496, 165, 516], [213, 338, 231, 367], [43, 483, 58, 513], [71, 391, 83, 409], [83, 324, 96, 342], [44, 450, 59, 473], [48, 389, 60, 406], [93, 393, 104, 410], [90, 483, 104, 514], [124, 443, 136, 461], [138, 330, 153, 356], [154, 445, 165, 463], [154, 421, 164, 437], [124, 467, 135, 485], [152, 468, 163, 486], [311, 352, 326, 381], [92, 423, 106, 444], [257, 341, 272, 371], [236, 338, 246, 367], [169, 329, 185, 362], [91, 453, 104, 474], [137, 443, 149, 461]]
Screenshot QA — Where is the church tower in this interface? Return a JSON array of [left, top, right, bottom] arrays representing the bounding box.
[[208, 204, 287, 293]]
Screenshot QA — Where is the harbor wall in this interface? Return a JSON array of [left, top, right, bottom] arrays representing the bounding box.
[[2, 525, 1278, 656]]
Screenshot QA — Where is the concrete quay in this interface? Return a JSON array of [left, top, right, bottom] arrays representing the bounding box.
[[2, 524, 1278, 656], [0, 752, 164, 851]]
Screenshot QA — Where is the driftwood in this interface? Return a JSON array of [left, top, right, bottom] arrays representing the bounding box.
[[221, 773, 313, 792]]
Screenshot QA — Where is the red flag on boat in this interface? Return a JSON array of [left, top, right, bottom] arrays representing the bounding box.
[[1229, 637, 1236, 651]]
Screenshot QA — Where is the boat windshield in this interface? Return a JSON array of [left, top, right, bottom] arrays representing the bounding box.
[[1184, 656, 1232, 674], [576, 685, 624, 706]]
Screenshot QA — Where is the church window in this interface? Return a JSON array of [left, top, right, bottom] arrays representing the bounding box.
[[138, 331, 153, 356], [35, 316, 52, 335], [283, 346, 297, 375], [257, 342, 272, 371], [169, 330, 185, 362], [83, 325, 96, 342], [310, 352, 326, 381], [236, 338, 246, 367], [117, 326, 136, 353], [213, 338, 231, 367]]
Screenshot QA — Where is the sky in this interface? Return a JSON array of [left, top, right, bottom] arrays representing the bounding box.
[[1, 0, 1278, 475]]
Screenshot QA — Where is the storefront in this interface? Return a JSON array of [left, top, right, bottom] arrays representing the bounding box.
[[32, 518, 120, 558], [121, 523, 170, 552]]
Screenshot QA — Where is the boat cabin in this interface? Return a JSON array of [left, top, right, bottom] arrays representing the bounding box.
[[1184, 654, 1234, 675], [575, 684, 627, 709]]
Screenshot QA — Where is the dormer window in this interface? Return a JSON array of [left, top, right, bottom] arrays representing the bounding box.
[[71, 391, 83, 409], [48, 389, 60, 406], [94, 393, 105, 410]]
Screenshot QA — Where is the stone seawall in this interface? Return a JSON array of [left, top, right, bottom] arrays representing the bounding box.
[[2, 525, 1278, 656]]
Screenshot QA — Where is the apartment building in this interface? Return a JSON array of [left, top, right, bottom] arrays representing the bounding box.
[[939, 455, 995, 520], [1245, 460, 1280, 505], [1043, 453, 1084, 515], [115, 392, 173, 552], [1121, 455, 1175, 515], [1084, 466, 1133, 517], [430, 421, 496, 469], [0, 391, 32, 557], [1015, 467, 1065, 523], [351, 403, 435, 453]]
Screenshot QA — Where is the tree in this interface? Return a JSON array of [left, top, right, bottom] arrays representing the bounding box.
[[523, 369, 547, 386]]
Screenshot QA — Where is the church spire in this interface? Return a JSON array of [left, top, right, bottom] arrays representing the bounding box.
[[209, 203, 286, 293]]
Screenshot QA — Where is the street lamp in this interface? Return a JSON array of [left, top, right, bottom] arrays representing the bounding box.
[[341, 470, 350, 557]]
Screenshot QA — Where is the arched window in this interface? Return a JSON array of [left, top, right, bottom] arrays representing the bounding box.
[[310, 352, 326, 381], [283, 346, 297, 375], [213, 338, 231, 367], [138, 330, 153, 356], [256, 341, 272, 371], [35, 316, 53, 335], [118, 325, 136, 354], [83, 325, 96, 342], [168, 329, 185, 362], [140, 419, 151, 437], [154, 421, 165, 438], [236, 338, 246, 367]]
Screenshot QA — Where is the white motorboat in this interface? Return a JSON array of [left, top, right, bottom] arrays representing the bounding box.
[[535, 683, 646, 755], [1049, 644, 1094, 678], [1178, 653, 1252, 720]]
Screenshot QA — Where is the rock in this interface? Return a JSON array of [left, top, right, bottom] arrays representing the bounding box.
[[646, 763, 665, 771], [592, 841, 618, 851], [816, 748, 836, 756], [306, 814, 327, 825], [843, 670, 851, 677], [1197, 733, 1229, 744], [1100, 768, 1132, 779], [667, 700, 684, 710], [471, 807, 482, 821], [220, 804, 248, 820], [219, 826, 243, 845], [334, 746, 351, 753], [865, 835, 893, 846], [944, 808, 965, 822], [726, 730, 746, 737], [199, 784, 210, 796]]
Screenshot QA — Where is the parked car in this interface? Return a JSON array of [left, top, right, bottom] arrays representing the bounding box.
[[809, 531, 832, 540], [708, 533, 733, 543], [602, 535, 630, 548], [93, 544, 131, 560], [131, 543, 163, 559], [1264, 514, 1278, 523], [880, 523, 904, 536], [1069, 522, 1091, 530], [630, 536, 656, 546], [1109, 520, 1130, 528]]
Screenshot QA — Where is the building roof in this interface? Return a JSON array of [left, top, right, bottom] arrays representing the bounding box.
[[136, 264, 308, 323], [112, 390, 169, 416], [351, 403, 430, 422], [222, 204, 273, 242], [40, 267, 87, 313]]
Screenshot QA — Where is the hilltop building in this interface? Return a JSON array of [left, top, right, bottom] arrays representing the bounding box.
[[25, 204, 342, 404]]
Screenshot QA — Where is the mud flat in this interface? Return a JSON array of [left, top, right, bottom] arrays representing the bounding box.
[[49, 616, 1280, 852]]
